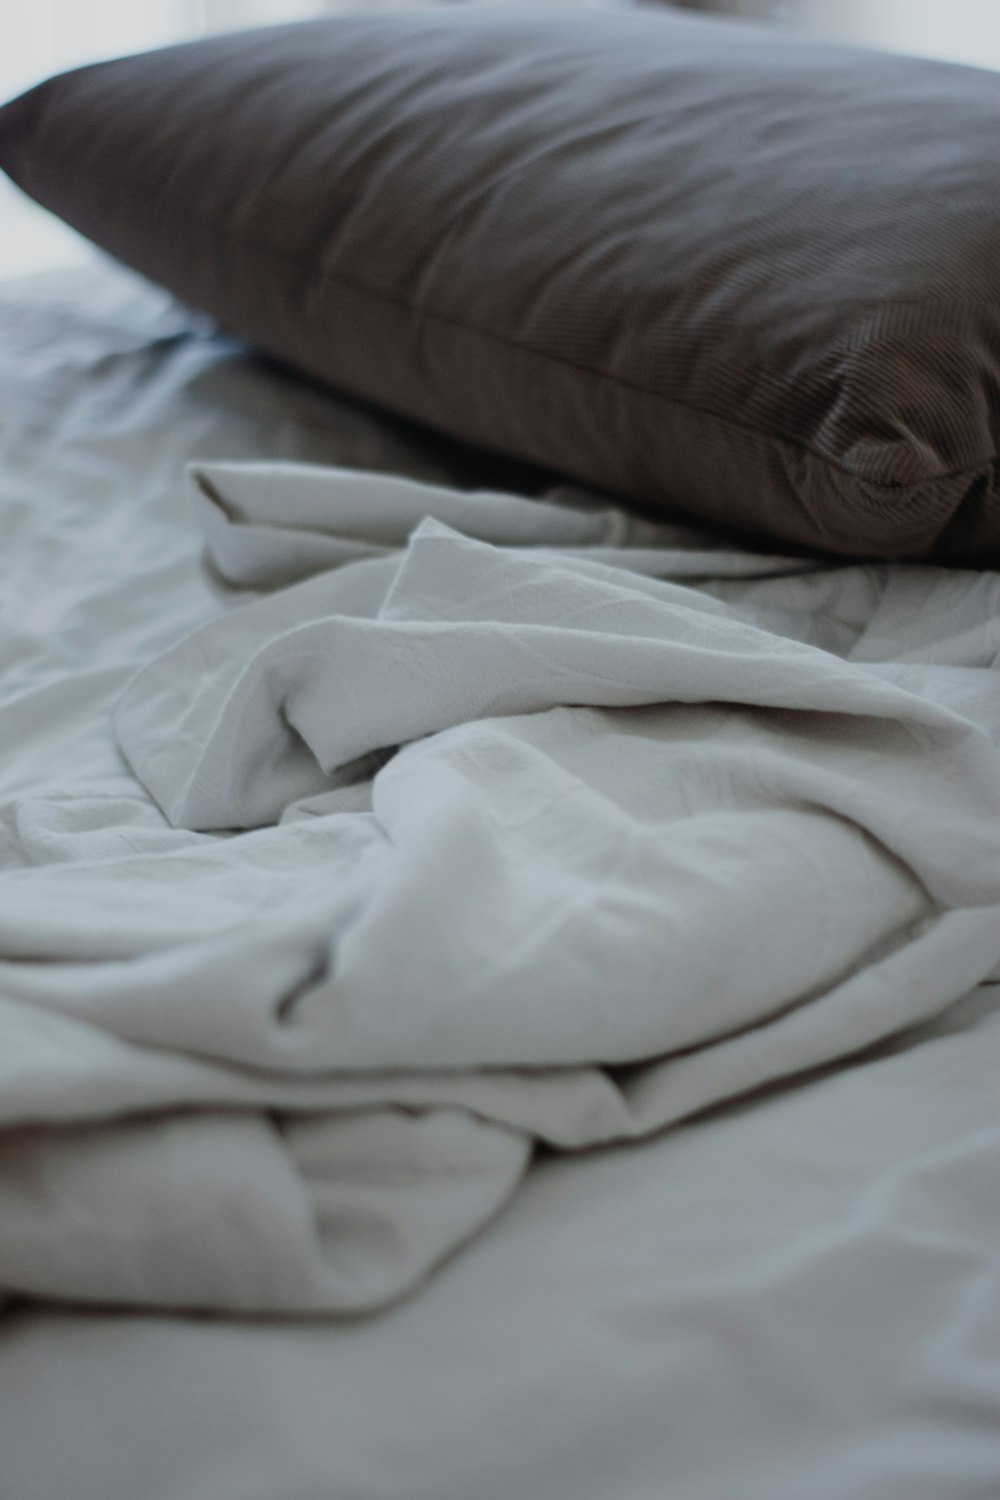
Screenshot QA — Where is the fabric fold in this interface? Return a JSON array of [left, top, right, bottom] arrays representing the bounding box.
[[3, 461, 1000, 1315]]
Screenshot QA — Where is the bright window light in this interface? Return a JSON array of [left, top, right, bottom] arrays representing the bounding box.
[[804, 0, 1000, 72]]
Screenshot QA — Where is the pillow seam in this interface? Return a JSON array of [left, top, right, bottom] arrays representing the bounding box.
[[18, 156, 997, 500]]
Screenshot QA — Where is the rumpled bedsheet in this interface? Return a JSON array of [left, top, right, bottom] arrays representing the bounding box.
[[2, 463, 999, 1314]]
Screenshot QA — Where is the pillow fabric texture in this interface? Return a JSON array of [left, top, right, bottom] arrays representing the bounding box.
[[1, 5, 999, 560]]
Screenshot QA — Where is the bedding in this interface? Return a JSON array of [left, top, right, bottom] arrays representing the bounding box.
[[3, 7, 1000, 562], [1, 261, 1000, 1496]]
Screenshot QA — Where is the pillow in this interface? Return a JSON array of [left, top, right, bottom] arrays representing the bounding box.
[[2, 6, 999, 560]]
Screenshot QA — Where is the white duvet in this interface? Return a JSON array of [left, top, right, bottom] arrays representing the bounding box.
[[3, 448, 999, 1316], [3, 265, 1000, 1500]]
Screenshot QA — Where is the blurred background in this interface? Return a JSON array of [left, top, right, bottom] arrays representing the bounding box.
[[2, 0, 999, 277]]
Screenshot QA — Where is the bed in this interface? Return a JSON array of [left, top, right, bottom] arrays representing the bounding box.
[[1, 8, 999, 1499]]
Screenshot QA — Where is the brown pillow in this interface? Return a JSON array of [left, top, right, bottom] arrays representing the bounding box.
[[2, 6, 999, 560]]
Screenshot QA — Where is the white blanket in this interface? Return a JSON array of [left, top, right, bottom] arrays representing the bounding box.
[[2, 459, 999, 1315]]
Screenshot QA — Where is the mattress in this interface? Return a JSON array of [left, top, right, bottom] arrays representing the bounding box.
[[0, 258, 998, 1500]]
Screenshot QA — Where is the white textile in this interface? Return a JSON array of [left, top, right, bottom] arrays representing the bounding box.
[[2, 455, 1000, 1315]]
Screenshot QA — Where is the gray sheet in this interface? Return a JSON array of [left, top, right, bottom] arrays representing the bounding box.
[[0, 261, 998, 1500]]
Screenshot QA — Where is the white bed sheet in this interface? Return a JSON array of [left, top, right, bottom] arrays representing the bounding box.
[[0, 261, 998, 1500]]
